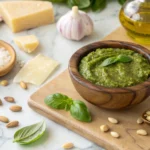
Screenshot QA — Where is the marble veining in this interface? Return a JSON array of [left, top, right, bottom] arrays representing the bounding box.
[[0, 0, 121, 150]]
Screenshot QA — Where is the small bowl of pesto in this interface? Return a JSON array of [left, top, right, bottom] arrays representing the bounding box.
[[68, 40, 150, 110]]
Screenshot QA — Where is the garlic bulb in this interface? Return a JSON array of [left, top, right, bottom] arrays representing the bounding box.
[[57, 6, 94, 41]]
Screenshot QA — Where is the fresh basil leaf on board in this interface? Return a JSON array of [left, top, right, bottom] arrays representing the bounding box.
[[45, 93, 92, 122], [117, 54, 132, 63], [14, 121, 46, 145], [44, 93, 73, 111], [91, 0, 106, 12], [70, 100, 91, 122], [101, 56, 118, 67]]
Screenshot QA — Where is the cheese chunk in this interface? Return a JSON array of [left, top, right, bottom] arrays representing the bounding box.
[[14, 35, 39, 53], [0, 1, 54, 32], [13, 54, 59, 85]]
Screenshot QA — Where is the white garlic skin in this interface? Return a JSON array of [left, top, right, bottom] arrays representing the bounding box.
[[57, 7, 93, 41]]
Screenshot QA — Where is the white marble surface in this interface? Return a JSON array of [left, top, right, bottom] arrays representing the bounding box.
[[0, 1, 121, 150]]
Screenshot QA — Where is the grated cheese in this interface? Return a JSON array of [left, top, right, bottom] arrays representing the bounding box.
[[0, 47, 11, 67]]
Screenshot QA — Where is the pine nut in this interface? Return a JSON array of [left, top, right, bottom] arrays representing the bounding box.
[[100, 125, 109, 132], [0, 80, 8, 86], [110, 131, 120, 138], [146, 116, 150, 122], [146, 111, 150, 116], [137, 129, 148, 136], [108, 117, 118, 124], [137, 118, 143, 124], [20, 81, 27, 89], [62, 142, 74, 149]]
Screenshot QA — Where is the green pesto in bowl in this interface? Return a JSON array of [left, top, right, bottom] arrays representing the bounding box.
[[79, 48, 150, 88]]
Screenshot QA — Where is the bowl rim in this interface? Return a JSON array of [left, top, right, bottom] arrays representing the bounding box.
[[0, 40, 16, 72], [68, 40, 150, 94]]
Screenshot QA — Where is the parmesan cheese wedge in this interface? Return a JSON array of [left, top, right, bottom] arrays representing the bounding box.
[[0, 1, 54, 32], [13, 54, 59, 85], [14, 35, 39, 53]]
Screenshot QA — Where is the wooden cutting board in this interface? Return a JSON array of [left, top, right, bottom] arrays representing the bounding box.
[[28, 27, 150, 150]]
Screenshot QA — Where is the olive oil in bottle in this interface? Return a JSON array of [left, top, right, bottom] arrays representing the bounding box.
[[119, 0, 150, 44]]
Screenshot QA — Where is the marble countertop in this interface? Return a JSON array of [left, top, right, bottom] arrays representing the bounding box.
[[0, 1, 121, 150]]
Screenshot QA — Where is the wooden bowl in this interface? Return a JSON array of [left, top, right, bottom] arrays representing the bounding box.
[[68, 40, 150, 110], [142, 109, 150, 125], [0, 40, 16, 77]]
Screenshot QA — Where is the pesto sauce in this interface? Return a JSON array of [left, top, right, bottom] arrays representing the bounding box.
[[79, 48, 150, 88]]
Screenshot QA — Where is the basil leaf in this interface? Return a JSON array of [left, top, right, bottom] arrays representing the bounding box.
[[67, 0, 91, 9], [74, 0, 91, 9], [67, 0, 75, 8], [45, 93, 92, 122], [101, 57, 118, 67], [70, 100, 91, 122], [46, 0, 126, 11], [44, 93, 73, 111], [14, 121, 46, 145], [91, 0, 106, 11], [117, 54, 132, 63], [118, 0, 126, 5], [47, 0, 66, 2], [101, 55, 133, 67]]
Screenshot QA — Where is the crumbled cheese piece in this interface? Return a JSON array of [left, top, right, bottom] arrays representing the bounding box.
[[13, 54, 59, 85], [14, 35, 39, 53], [0, 47, 11, 67]]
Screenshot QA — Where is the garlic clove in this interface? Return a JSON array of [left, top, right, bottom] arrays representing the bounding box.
[[57, 6, 93, 41]]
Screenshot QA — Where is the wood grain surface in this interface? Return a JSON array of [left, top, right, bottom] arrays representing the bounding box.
[[28, 27, 150, 150]]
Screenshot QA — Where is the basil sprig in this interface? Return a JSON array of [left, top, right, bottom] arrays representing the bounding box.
[[13, 121, 46, 145], [47, 0, 126, 11], [45, 93, 91, 122], [101, 54, 133, 67]]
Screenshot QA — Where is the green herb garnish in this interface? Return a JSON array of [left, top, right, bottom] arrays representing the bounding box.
[[44, 93, 91, 122], [13, 121, 46, 145], [118, 0, 126, 5], [67, 0, 91, 9], [70, 100, 91, 122], [45, 93, 73, 111], [46, 0, 126, 11], [91, 0, 106, 11], [101, 54, 133, 67]]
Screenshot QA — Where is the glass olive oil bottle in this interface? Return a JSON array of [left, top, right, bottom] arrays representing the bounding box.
[[119, 0, 150, 44]]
